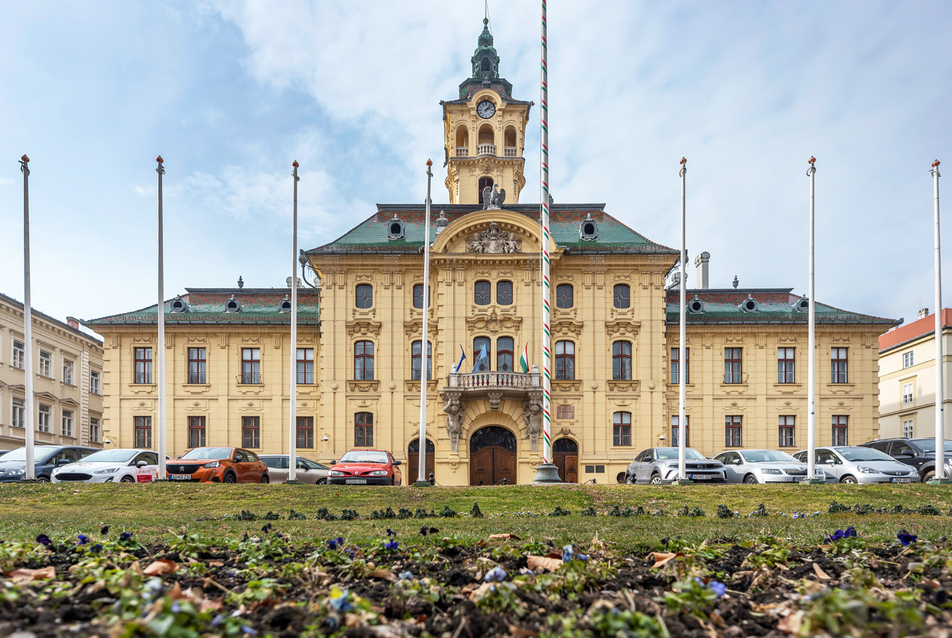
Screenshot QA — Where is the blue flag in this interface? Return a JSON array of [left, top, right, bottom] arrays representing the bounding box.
[[472, 343, 489, 373], [453, 345, 467, 373]]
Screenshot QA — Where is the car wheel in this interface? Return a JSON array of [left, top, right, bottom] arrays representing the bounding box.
[[260, 474, 270, 484], [649, 474, 663, 485], [743, 474, 758, 484], [120, 475, 135, 483], [840, 475, 857, 484], [922, 470, 935, 483], [625, 473, 636, 485], [317, 478, 327, 485], [35, 475, 50, 483], [223, 472, 236, 484]]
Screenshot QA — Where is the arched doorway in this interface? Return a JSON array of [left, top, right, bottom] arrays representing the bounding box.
[[553, 438, 579, 483], [470, 426, 516, 486], [407, 438, 435, 482]]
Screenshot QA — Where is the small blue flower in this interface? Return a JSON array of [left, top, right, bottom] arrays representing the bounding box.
[[171, 601, 181, 613], [261, 523, 272, 533], [327, 537, 343, 550], [845, 526, 857, 538], [386, 528, 396, 537], [241, 626, 256, 636], [344, 548, 355, 559], [383, 539, 399, 551], [119, 532, 133, 542], [91, 543, 102, 553], [329, 589, 353, 612], [484, 566, 507, 582], [709, 581, 726, 597], [897, 530, 918, 546], [212, 615, 226, 627], [398, 571, 414, 580], [36, 534, 51, 547], [77, 534, 89, 546], [561, 544, 589, 562], [100, 525, 109, 535]]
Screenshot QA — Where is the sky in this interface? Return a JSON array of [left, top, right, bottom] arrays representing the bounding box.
[[2, 1, 951, 333]]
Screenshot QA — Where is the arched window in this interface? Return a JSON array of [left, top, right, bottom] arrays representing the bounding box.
[[478, 177, 494, 205], [355, 412, 373, 447], [473, 336, 491, 372], [456, 126, 469, 156], [355, 284, 373, 309], [613, 284, 630, 309], [474, 280, 491, 305], [496, 281, 513, 305], [477, 124, 494, 146], [613, 412, 632, 446], [612, 341, 632, 380], [412, 284, 429, 309], [555, 341, 575, 380], [497, 337, 514, 372], [504, 126, 517, 157], [354, 341, 374, 380], [411, 340, 432, 381]]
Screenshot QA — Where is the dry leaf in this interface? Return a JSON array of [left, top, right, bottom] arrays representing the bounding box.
[[467, 582, 495, 601], [506, 623, 539, 637], [143, 559, 178, 576], [812, 563, 831, 580], [527, 555, 562, 572], [489, 533, 521, 541], [6, 566, 56, 582], [368, 569, 398, 582], [777, 610, 805, 634], [649, 552, 681, 569], [206, 561, 224, 567], [201, 596, 224, 612]]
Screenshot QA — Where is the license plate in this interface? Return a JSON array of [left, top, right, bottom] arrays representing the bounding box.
[[169, 474, 191, 481], [690, 474, 713, 480], [891, 478, 913, 483], [345, 478, 368, 484]]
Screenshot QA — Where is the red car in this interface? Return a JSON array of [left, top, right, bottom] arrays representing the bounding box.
[[328, 449, 402, 485], [167, 447, 269, 483]]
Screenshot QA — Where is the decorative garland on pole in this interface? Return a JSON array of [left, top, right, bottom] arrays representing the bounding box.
[[540, 0, 552, 464]]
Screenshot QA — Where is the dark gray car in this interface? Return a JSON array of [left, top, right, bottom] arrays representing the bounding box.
[[860, 438, 952, 482], [0, 445, 99, 482]]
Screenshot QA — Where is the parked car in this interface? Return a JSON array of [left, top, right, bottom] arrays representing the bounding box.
[[860, 438, 952, 483], [260, 454, 329, 484], [0, 445, 99, 482], [714, 449, 826, 484], [167, 447, 269, 483], [625, 447, 726, 484], [51, 448, 161, 483], [792, 446, 916, 484], [328, 450, 402, 485]]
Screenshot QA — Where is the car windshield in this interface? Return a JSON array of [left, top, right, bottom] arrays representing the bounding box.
[[0, 448, 56, 463], [339, 451, 389, 464], [77, 450, 139, 463], [655, 448, 705, 460], [740, 450, 799, 463], [912, 439, 952, 453], [837, 447, 893, 462], [180, 447, 233, 460]]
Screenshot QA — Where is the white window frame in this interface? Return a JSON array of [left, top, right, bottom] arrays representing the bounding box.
[[902, 418, 914, 439], [39, 350, 52, 377], [62, 410, 74, 437], [63, 359, 75, 385], [12, 339, 25, 369], [90, 370, 101, 395], [90, 417, 101, 443], [12, 397, 25, 428], [902, 382, 914, 406], [38, 404, 51, 433], [903, 351, 914, 368]]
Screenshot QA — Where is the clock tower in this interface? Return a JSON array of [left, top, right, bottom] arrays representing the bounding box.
[[441, 18, 533, 206]]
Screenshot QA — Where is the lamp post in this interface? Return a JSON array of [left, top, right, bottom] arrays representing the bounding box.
[[20, 155, 35, 480], [929, 160, 950, 484], [156, 156, 167, 481], [287, 161, 300, 483]]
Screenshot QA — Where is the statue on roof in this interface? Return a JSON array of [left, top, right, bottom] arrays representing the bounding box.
[[467, 222, 521, 254], [482, 184, 506, 210]]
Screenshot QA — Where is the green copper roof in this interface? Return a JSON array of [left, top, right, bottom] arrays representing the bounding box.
[[306, 204, 677, 256], [85, 288, 321, 327]]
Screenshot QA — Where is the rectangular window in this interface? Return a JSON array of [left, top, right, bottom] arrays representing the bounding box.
[[902, 418, 915, 438], [474, 280, 491, 305], [832, 415, 848, 446], [779, 415, 796, 447], [612, 341, 632, 380], [297, 348, 314, 384], [496, 281, 513, 305], [62, 410, 74, 437], [903, 351, 914, 368], [725, 415, 743, 447], [777, 348, 795, 383], [724, 348, 742, 384], [355, 284, 373, 309], [902, 382, 913, 405], [188, 416, 206, 448], [612, 412, 631, 446], [39, 350, 52, 377], [90, 370, 101, 395], [296, 416, 314, 448], [12, 397, 25, 428], [412, 284, 429, 309], [556, 284, 574, 309], [355, 412, 374, 447], [831, 348, 848, 383], [354, 341, 374, 380], [135, 416, 152, 448], [62, 359, 75, 385], [411, 341, 432, 380], [134, 347, 153, 384], [241, 348, 261, 384], [38, 404, 51, 433], [670, 347, 689, 384], [89, 417, 100, 443], [12, 339, 25, 369], [242, 416, 260, 448], [613, 284, 630, 309], [555, 341, 575, 380], [188, 348, 207, 384], [671, 415, 689, 447]]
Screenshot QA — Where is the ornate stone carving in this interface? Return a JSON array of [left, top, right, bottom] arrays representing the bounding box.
[[482, 184, 507, 209], [346, 320, 382, 338], [443, 394, 466, 453], [487, 391, 503, 410], [466, 222, 522, 254], [522, 396, 544, 453], [466, 310, 522, 334]]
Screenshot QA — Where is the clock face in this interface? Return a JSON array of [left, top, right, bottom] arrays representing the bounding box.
[[476, 100, 496, 119]]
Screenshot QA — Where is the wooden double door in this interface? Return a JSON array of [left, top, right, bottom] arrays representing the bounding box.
[[470, 426, 517, 485], [407, 438, 435, 482], [553, 438, 579, 483]]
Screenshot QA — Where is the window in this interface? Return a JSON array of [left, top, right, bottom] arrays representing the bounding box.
[[297, 416, 314, 448], [62, 410, 74, 437], [832, 415, 848, 445], [831, 348, 848, 383], [671, 348, 690, 384], [12, 339, 24, 369], [90, 417, 100, 443], [12, 397, 24, 428], [473, 337, 490, 372], [411, 341, 432, 380], [354, 341, 374, 380], [902, 382, 914, 405], [38, 404, 51, 433], [474, 280, 491, 305], [725, 415, 742, 447], [355, 412, 373, 447], [496, 281, 513, 305], [188, 348, 207, 384], [188, 416, 206, 448], [779, 415, 796, 447], [671, 415, 689, 447], [355, 284, 373, 309], [297, 348, 314, 384], [134, 416, 152, 448], [39, 350, 52, 377], [90, 370, 101, 395], [478, 177, 494, 205], [556, 284, 574, 309], [241, 416, 260, 448], [412, 284, 429, 309], [62, 359, 75, 385], [724, 348, 743, 384], [903, 351, 914, 368], [555, 341, 575, 380], [497, 337, 514, 372], [241, 348, 261, 384], [134, 347, 153, 384], [612, 341, 632, 380], [777, 348, 795, 383], [902, 418, 915, 438], [613, 284, 630, 309], [613, 412, 631, 446]]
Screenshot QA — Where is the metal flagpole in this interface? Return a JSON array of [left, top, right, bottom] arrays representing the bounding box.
[[156, 156, 167, 481], [417, 160, 433, 486], [678, 158, 687, 481], [289, 161, 300, 483], [21, 155, 35, 480], [807, 157, 816, 483], [932, 160, 946, 482]]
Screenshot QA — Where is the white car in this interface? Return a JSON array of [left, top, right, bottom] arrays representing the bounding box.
[[793, 446, 917, 484], [713, 449, 827, 484], [51, 449, 160, 483]]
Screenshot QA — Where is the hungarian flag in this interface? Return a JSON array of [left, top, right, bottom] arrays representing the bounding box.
[[519, 344, 529, 373]]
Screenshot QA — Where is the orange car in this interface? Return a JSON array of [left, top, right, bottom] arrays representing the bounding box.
[[167, 447, 269, 483]]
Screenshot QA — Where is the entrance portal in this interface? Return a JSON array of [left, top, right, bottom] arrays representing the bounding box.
[[407, 438, 435, 483], [470, 426, 516, 485], [553, 438, 579, 483]]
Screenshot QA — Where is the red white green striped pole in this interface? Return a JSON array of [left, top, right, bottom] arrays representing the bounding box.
[[540, 0, 552, 464]]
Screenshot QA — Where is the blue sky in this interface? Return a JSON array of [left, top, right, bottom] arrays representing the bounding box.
[[1, 1, 951, 330]]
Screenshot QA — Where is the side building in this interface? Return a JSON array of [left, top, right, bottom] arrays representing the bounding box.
[[0, 292, 104, 451]]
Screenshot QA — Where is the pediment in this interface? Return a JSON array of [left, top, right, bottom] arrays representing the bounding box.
[[431, 209, 558, 258]]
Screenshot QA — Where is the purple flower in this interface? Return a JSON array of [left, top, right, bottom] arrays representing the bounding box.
[[897, 530, 918, 546], [562, 544, 589, 562], [100, 525, 109, 535], [77, 534, 89, 546], [344, 548, 354, 559], [36, 534, 51, 547], [119, 532, 133, 542], [261, 523, 272, 533], [241, 626, 256, 636], [171, 601, 181, 613], [383, 539, 399, 551], [709, 581, 726, 597], [484, 566, 507, 582], [327, 537, 343, 550], [386, 528, 396, 537], [845, 526, 857, 538], [91, 543, 102, 553], [212, 615, 226, 627]]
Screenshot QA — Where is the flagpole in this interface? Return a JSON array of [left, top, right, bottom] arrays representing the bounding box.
[[156, 156, 167, 481], [678, 158, 687, 482], [288, 161, 300, 483], [417, 160, 433, 486], [931, 160, 947, 483], [807, 157, 816, 483], [20, 155, 35, 480]]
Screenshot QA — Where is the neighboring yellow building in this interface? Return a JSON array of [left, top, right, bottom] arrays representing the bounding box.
[[0, 292, 104, 451]]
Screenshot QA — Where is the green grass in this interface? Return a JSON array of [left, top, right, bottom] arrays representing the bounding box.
[[1, 482, 949, 550]]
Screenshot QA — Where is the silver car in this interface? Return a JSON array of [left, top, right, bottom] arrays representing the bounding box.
[[259, 455, 330, 484], [714, 449, 825, 484], [793, 446, 916, 484], [625, 447, 726, 484]]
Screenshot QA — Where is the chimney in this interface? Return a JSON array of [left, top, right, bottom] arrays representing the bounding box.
[[919, 308, 930, 319], [694, 251, 710, 290], [66, 317, 80, 330]]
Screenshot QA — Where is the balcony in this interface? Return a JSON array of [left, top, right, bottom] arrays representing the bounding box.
[[444, 370, 542, 410], [504, 147, 517, 157], [476, 143, 496, 156], [456, 146, 469, 157]]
